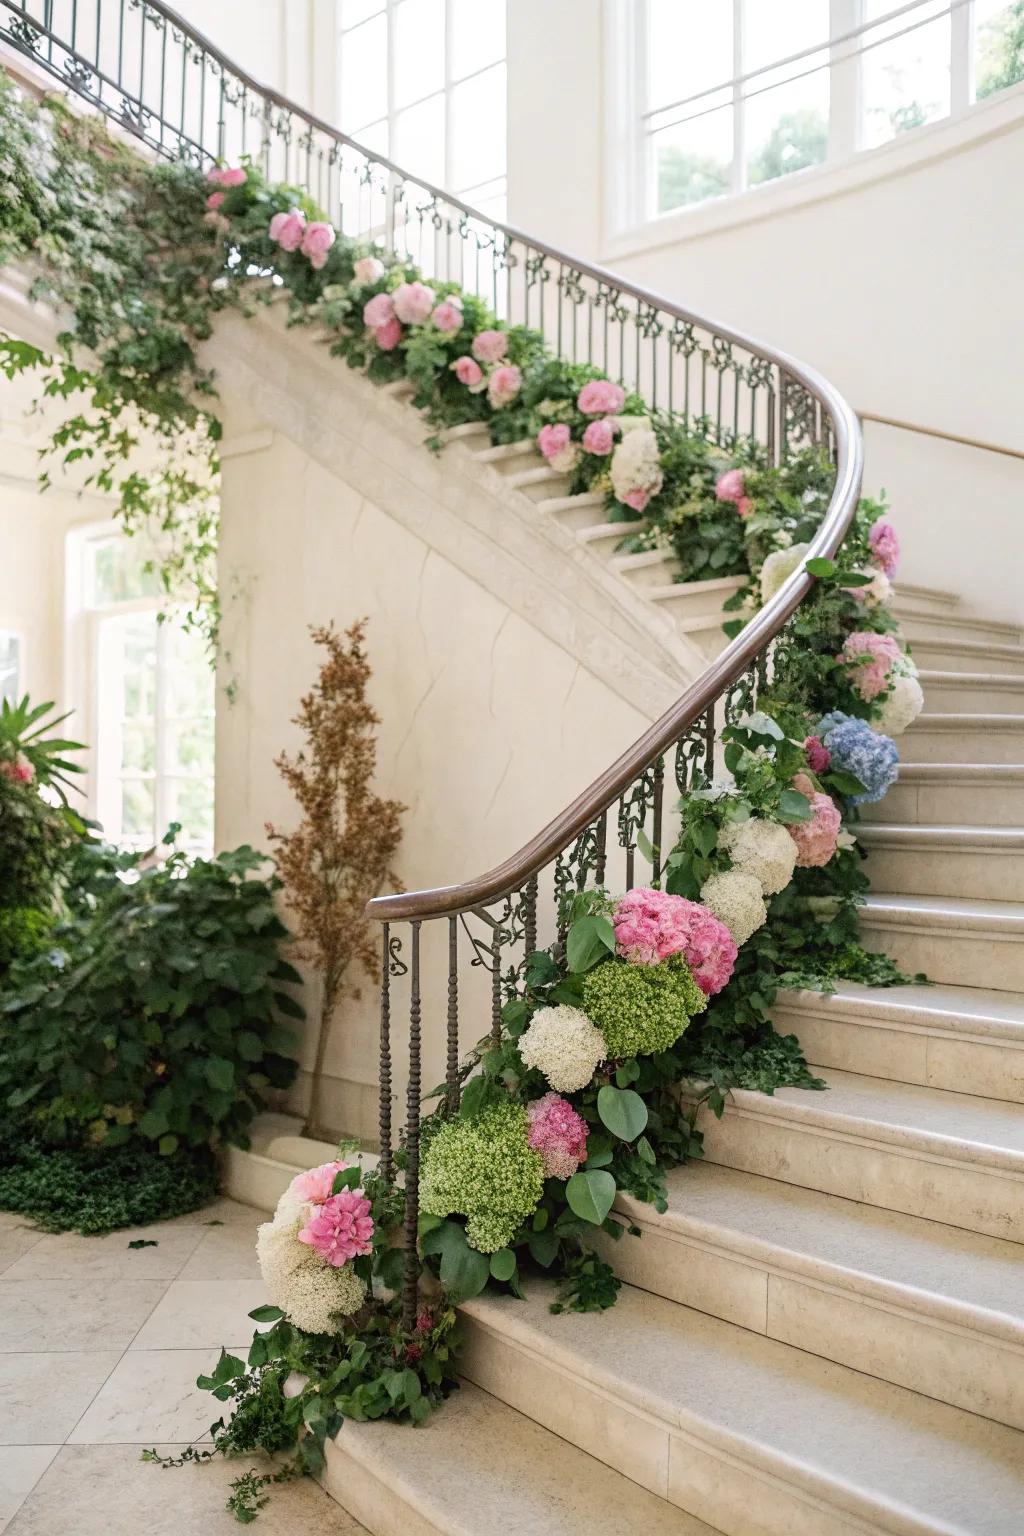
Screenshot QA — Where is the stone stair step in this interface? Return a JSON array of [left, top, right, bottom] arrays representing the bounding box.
[[908, 637, 1024, 676], [575, 518, 648, 558], [860, 891, 1024, 990], [898, 611, 1023, 647], [460, 1281, 1024, 1536], [322, 1379, 716, 1536], [858, 822, 1024, 900], [647, 575, 746, 622], [611, 547, 679, 589], [506, 463, 572, 502], [595, 1160, 1024, 1429], [773, 980, 1024, 1102], [892, 582, 961, 615], [694, 1067, 1024, 1241], [861, 763, 1024, 827], [901, 714, 1024, 763], [473, 437, 537, 465], [918, 670, 1024, 712], [535, 490, 609, 530]]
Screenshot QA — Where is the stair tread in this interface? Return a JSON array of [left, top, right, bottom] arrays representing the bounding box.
[[918, 669, 1024, 686], [779, 978, 1024, 1035], [863, 890, 1024, 927], [642, 1162, 1024, 1335], [575, 518, 646, 542], [463, 1283, 1024, 1534], [330, 1379, 717, 1535], [722, 1068, 1024, 1166]]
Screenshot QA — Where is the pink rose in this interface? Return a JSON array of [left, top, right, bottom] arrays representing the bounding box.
[[431, 298, 464, 334], [716, 468, 746, 504], [297, 1187, 374, 1267], [472, 329, 508, 364], [205, 191, 225, 211], [374, 317, 403, 351], [488, 364, 522, 408], [290, 1160, 350, 1205], [451, 355, 485, 391], [804, 735, 831, 773], [207, 165, 246, 187], [301, 221, 336, 263], [577, 379, 626, 416], [538, 423, 571, 462], [582, 418, 615, 455], [354, 255, 385, 284], [268, 208, 306, 251], [393, 281, 436, 324], [363, 292, 395, 328], [622, 486, 652, 513]]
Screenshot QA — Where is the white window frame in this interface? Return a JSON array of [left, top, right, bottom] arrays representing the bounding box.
[[0, 631, 23, 704]]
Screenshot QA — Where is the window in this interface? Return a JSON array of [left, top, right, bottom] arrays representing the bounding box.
[[338, 0, 507, 217], [68, 527, 215, 856], [633, 0, 1024, 222], [0, 633, 21, 703]]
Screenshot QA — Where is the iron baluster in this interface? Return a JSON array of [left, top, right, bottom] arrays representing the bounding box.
[[651, 757, 665, 886], [378, 922, 393, 1183], [402, 922, 422, 1332], [446, 916, 459, 1111]]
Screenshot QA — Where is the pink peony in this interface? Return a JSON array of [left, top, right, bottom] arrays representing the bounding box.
[[431, 298, 464, 333], [393, 281, 436, 324], [869, 516, 900, 579], [205, 191, 225, 211], [0, 754, 34, 784], [297, 1187, 374, 1266], [715, 468, 746, 504], [737, 496, 755, 517], [268, 208, 306, 251], [538, 423, 572, 461], [488, 364, 522, 408], [621, 486, 653, 513], [804, 735, 831, 774], [301, 222, 336, 267], [207, 165, 247, 188], [612, 887, 736, 996], [354, 255, 385, 285], [787, 773, 842, 868], [577, 379, 626, 416], [451, 354, 485, 390], [472, 329, 508, 364], [363, 291, 395, 328], [582, 418, 615, 455], [290, 1160, 350, 1205], [526, 1092, 589, 1180], [374, 316, 403, 351], [840, 631, 902, 701]]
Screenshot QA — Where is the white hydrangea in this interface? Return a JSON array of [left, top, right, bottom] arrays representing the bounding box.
[[874, 670, 924, 735], [256, 1198, 365, 1335], [719, 816, 797, 896], [610, 414, 651, 435], [700, 870, 768, 946], [848, 567, 892, 608], [759, 542, 811, 603], [610, 427, 663, 507], [518, 1004, 607, 1092], [548, 442, 581, 475]]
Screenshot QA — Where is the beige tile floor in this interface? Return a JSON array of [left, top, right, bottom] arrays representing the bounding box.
[[0, 1201, 367, 1534]]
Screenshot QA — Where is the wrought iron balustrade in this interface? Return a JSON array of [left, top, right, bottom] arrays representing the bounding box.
[[0, 0, 864, 1327]]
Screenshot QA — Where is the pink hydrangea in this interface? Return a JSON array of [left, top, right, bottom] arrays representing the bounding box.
[[290, 1160, 350, 1205], [840, 631, 902, 701], [0, 754, 33, 784], [787, 773, 842, 869], [301, 221, 336, 269], [621, 486, 653, 513], [374, 316, 403, 351], [393, 281, 436, 324], [869, 516, 900, 579], [582, 418, 615, 455], [577, 379, 626, 416], [526, 1092, 589, 1180], [354, 255, 385, 284], [431, 298, 464, 333], [804, 735, 831, 773], [205, 191, 225, 211], [297, 1187, 374, 1266], [538, 423, 572, 462], [716, 468, 745, 503], [472, 329, 508, 364], [612, 887, 736, 996], [363, 291, 395, 328], [488, 364, 522, 408], [207, 165, 247, 188], [268, 208, 306, 251], [451, 355, 485, 390]]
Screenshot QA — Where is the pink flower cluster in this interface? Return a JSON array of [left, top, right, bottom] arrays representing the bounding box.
[[0, 754, 34, 784], [298, 1187, 374, 1267], [803, 735, 831, 773], [290, 1159, 348, 1204], [715, 468, 754, 518], [577, 379, 625, 417], [583, 418, 615, 455], [488, 364, 522, 408], [451, 354, 485, 391], [472, 330, 508, 364], [869, 516, 900, 578], [840, 631, 902, 701], [206, 165, 247, 188], [354, 255, 385, 285], [449, 330, 520, 405], [787, 773, 842, 868], [538, 423, 571, 462], [363, 290, 402, 350], [612, 887, 737, 996], [268, 208, 337, 269], [526, 1092, 588, 1181]]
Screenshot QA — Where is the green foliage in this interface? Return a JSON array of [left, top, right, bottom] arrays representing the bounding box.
[[420, 1098, 545, 1252], [0, 694, 85, 800], [581, 954, 705, 1057], [0, 844, 300, 1151], [976, 1, 1024, 96], [748, 109, 828, 186]]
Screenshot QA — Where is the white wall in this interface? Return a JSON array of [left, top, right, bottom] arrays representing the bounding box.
[[169, 0, 337, 119]]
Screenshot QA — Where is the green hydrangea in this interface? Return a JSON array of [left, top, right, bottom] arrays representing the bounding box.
[[581, 956, 704, 1058], [420, 1099, 544, 1253]]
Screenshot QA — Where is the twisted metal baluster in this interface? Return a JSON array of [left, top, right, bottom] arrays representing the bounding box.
[[402, 922, 422, 1332], [378, 922, 393, 1184], [446, 916, 459, 1111], [650, 757, 665, 886]]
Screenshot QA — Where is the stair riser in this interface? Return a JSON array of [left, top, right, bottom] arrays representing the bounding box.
[[514, 473, 572, 504], [861, 779, 1024, 826], [615, 558, 679, 591], [858, 918, 1024, 991], [901, 726, 1024, 764], [652, 591, 742, 624], [898, 614, 1023, 647], [909, 642, 1024, 676], [321, 1440, 438, 1536], [579, 530, 642, 563], [861, 843, 1024, 900], [544, 498, 612, 531], [776, 1007, 1024, 1104], [460, 1317, 882, 1536], [591, 1222, 1024, 1431], [920, 680, 1024, 712]]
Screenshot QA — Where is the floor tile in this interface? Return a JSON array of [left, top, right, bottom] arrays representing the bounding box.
[[68, 1346, 250, 1445], [0, 1279, 166, 1353], [130, 1281, 270, 1351], [0, 1447, 58, 1535], [166, 1198, 269, 1227], [177, 1223, 261, 1281], [6, 1443, 367, 1534], [0, 1354, 121, 1444], [0, 1233, 44, 1278], [2, 1225, 204, 1283]]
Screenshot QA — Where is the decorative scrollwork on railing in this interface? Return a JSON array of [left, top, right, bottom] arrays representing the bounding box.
[[552, 822, 603, 918], [634, 300, 663, 341], [7, 16, 41, 51], [387, 933, 408, 977], [674, 719, 710, 796], [723, 664, 759, 726], [782, 374, 819, 449], [525, 251, 551, 289], [558, 267, 586, 306]]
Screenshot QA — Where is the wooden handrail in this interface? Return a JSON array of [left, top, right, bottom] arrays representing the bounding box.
[[860, 412, 1024, 462]]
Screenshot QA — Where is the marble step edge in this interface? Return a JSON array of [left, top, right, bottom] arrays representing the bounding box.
[[775, 982, 1024, 1044], [575, 517, 647, 545], [902, 612, 1024, 643], [861, 892, 1024, 936], [648, 575, 747, 604], [883, 762, 1024, 783], [858, 823, 1024, 851], [909, 713, 1024, 731], [894, 581, 960, 612], [320, 1380, 718, 1536], [535, 489, 606, 514], [909, 637, 1024, 665], [918, 670, 1024, 692]]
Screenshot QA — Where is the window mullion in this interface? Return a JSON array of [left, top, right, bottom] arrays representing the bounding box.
[[951, 0, 973, 111], [386, 0, 396, 159], [829, 0, 863, 159], [443, 0, 454, 191], [732, 0, 745, 193]]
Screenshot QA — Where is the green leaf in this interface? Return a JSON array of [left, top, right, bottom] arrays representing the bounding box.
[[248, 1304, 285, 1323], [741, 710, 785, 741], [804, 556, 836, 578], [157, 1134, 179, 1156], [565, 914, 617, 974], [777, 789, 812, 824], [825, 769, 867, 796], [597, 1085, 648, 1143], [421, 1219, 490, 1301], [204, 1057, 234, 1092], [692, 821, 718, 857], [528, 1229, 560, 1267], [331, 1167, 362, 1194], [488, 1249, 516, 1282], [565, 1169, 616, 1226], [636, 1135, 657, 1165]]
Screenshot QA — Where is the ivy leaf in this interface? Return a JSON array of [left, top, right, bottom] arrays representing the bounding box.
[[565, 1169, 616, 1226], [692, 821, 718, 857], [596, 1085, 648, 1143]]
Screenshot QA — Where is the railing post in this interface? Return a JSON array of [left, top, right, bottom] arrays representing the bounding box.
[[401, 920, 421, 1331]]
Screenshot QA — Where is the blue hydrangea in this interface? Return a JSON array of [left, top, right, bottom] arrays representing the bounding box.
[[818, 711, 899, 806]]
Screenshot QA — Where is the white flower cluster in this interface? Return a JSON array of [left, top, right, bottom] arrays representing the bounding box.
[[518, 1004, 607, 1092], [849, 567, 892, 608], [875, 661, 924, 735], [719, 816, 797, 896], [610, 427, 664, 506], [700, 870, 768, 946], [255, 1191, 365, 1336], [759, 542, 811, 603]]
